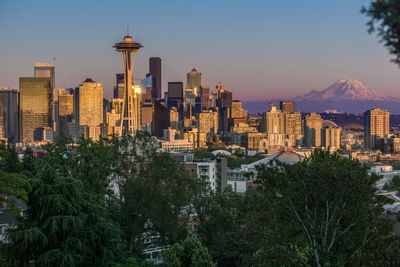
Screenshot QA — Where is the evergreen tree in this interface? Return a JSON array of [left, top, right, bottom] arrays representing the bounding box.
[[7, 138, 123, 266], [6, 160, 86, 266], [0, 142, 30, 212], [21, 146, 37, 177], [362, 0, 400, 66]]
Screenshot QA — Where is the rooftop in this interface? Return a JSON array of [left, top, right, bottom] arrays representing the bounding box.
[[35, 62, 54, 68]]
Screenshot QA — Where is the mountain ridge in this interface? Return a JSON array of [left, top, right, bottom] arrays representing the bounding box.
[[294, 79, 399, 102]]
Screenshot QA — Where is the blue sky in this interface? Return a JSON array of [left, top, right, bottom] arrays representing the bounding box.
[[0, 0, 398, 100]]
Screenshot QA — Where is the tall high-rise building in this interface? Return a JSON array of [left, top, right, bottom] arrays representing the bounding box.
[[152, 100, 170, 138], [198, 110, 218, 135], [34, 63, 56, 131], [213, 82, 232, 133], [263, 103, 286, 149], [215, 82, 232, 109], [200, 86, 210, 110], [106, 98, 124, 136], [170, 107, 179, 130], [114, 33, 143, 135], [149, 57, 161, 99], [266, 103, 285, 134], [19, 77, 52, 143], [0, 87, 18, 142], [168, 82, 183, 99], [364, 108, 390, 150], [229, 100, 247, 119], [0, 96, 5, 139], [187, 68, 202, 91], [285, 112, 302, 146], [321, 123, 341, 151], [304, 113, 323, 147], [58, 88, 75, 138], [141, 99, 153, 129], [167, 82, 184, 119], [34, 63, 55, 92], [280, 101, 295, 113], [113, 73, 125, 99], [75, 79, 103, 139]]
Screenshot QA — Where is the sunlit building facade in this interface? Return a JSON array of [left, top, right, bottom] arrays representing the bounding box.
[[364, 108, 390, 150], [19, 77, 53, 143], [75, 79, 103, 140]]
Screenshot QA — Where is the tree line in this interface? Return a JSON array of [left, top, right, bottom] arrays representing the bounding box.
[[1, 133, 400, 266]]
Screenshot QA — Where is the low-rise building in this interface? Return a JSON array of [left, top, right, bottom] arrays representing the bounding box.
[[227, 150, 308, 194], [160, 139, 194, 152]]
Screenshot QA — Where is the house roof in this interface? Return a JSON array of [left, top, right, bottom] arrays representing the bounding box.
[[244, 151, 307, 169]]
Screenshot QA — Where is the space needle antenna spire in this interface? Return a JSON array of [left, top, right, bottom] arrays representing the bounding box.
[[113, 30, 143, 135]]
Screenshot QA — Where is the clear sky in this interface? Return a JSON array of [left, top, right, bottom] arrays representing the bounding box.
[[0, 0, 399, 100]]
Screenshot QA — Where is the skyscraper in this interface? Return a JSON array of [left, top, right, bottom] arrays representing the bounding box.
[[284, 112, 302, 146], [304, 113, 323, 147], [168, 82, 184, 119], [149, 57, 161, 99], [0, 87, 18, 142], [0, 96, 5, 139], [34, 63, 55, 92], [168, 82, 183, 99], [34, 63, 56, 131], [200, 86, 210, 110], [263, 103, 286, 149], [19, 77, 52, 143], [75, 79, 103, 139], [364, 108, 390, 150], [187, 68, 202, 91], [280, 101, 295, 113], [58, 88, 75, 139], [321, 122, 341, 151], [113, 73, 125, 99], [152, 100, 170, 138]]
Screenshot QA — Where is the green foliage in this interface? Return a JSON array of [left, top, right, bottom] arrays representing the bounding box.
[[6, 135, 398, 266], [362, 0, 400, 66], [224, 154, 263, 169], [194, 150, 398, 266], [196, 189, 248, 267], [193, 148, 215, 162], [0, 142, 31, 213], [162, 235, 216, 267], [0, 142, 21, 173], [117, 257, 154, 267], [6, 160, 86, 266], [0, 171, 31, 213], [6, 138, 123, 266], [250, 149, 392, 266], [120, 149, 207, 254], [21, 146, 37, 178]]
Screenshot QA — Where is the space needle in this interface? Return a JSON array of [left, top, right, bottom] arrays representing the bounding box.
[[113, 30, 143, 135]]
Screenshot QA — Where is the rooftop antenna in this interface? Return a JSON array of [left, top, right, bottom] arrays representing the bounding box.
[[127, 25, 129, 36]]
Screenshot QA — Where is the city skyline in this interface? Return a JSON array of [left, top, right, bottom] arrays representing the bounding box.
[[1, 0, 400, 101]]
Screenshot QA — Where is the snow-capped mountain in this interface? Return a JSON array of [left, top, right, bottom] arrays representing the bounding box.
[[243, 79, 400, 114], [295, 79, 398, 102]]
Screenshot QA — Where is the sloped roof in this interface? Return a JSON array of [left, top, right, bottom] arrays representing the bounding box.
[[211, 149, 232, 156], [245, 151, 306, 169]]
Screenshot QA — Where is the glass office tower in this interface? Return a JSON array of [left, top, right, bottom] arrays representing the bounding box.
[[19, 77, 52, 143]]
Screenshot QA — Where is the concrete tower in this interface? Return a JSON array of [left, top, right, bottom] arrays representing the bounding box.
[[113, 32, 143, 135]]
